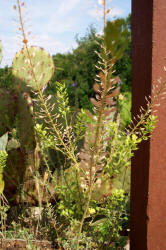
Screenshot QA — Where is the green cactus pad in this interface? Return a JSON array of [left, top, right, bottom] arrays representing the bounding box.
[[12, 46, 54, 90], [0, 89, 18, 136]]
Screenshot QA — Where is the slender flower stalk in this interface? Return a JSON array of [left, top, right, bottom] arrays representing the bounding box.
[[17, 0, 78, 167], [76, 1, 109, 248]]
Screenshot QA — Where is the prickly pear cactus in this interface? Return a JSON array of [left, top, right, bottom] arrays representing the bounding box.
[[0, 89, 18, 136], [0, 88, 36, 202], [0, 41, 2, 64], [12, 46, 54, 90], [17, 92, 36, 151]]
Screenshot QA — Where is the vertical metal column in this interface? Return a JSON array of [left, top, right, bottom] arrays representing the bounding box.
[[131, 0, 166, 249]]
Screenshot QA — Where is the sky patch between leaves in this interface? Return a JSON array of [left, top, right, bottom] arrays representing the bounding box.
[[0, 0, 130, 67]]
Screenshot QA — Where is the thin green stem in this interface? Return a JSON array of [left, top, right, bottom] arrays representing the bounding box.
[[129, 81, 166, 136], [17, 0, 78, 167], [76, 1, 111, 248]]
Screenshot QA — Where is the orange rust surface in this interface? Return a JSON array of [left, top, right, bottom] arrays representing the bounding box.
[[131, 0, 166, 249]]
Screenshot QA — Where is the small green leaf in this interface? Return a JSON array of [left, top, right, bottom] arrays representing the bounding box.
[[91, 218, 107, 226], [0, 133, 8, 151], [0, 174, 4, 195]]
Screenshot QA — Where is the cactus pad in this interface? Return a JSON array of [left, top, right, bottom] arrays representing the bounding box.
[[0, 89, 18, 136], [12, 46, 54, 90]]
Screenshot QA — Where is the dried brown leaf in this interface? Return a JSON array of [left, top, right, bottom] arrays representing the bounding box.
[[79, 152, 91, 161], [90, 98, 102, 107], [105, 97, 116, 105], [102, 109, 113, 116], [99, 71, 105, 83], [93, 83, 102, 93], [112, 76, 121, 85], [108, 87, 120, 98], [87, 123, 94, 131], [85, 110, 95, 120]]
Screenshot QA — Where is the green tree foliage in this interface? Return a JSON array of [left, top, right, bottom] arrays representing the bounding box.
[[48, 26, 101, 110], [114, 14, 131, 92], [0, 16, 131, 110], [47, 15, 131, 109]]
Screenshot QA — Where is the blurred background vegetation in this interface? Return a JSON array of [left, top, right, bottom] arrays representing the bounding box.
[[0, 14, 131, 127]]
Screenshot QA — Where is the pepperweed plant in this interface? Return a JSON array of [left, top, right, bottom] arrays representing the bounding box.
[[1, 0, 166, 249]]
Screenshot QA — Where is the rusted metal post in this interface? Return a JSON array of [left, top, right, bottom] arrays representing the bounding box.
[[131, 0, 166, 249]]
